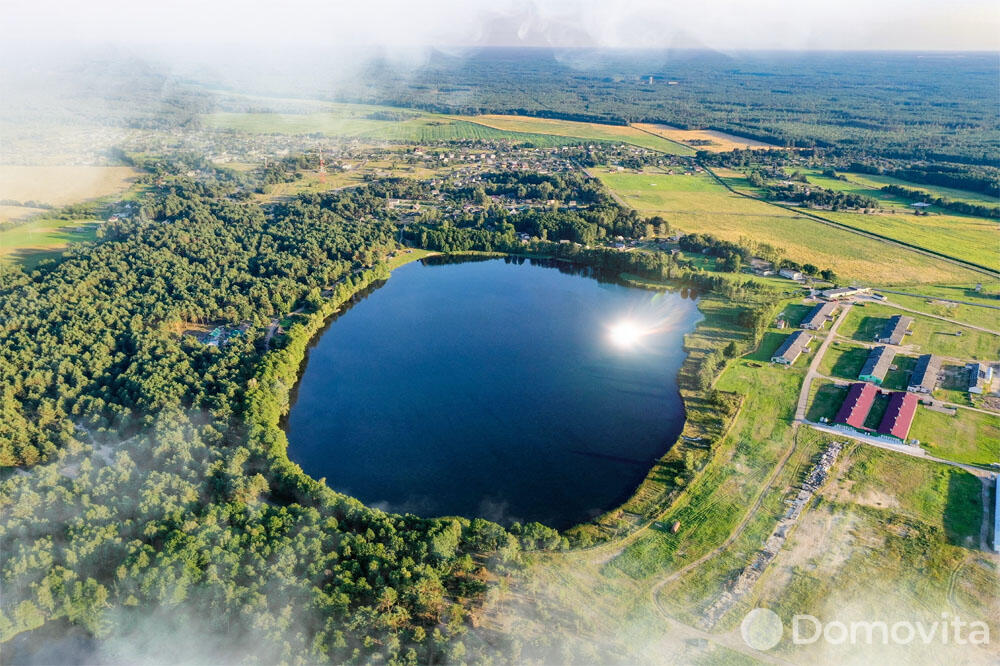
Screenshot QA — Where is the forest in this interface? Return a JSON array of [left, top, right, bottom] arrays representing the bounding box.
[[0, 166, 577, 664], [342, 49, 1000, 166]]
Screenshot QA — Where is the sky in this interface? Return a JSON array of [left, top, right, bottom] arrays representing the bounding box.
[[4, 0, 999, 52]]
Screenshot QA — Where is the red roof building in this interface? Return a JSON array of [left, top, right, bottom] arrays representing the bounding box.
[[877, 391, 919, 441], [833, 382, 878, 430]]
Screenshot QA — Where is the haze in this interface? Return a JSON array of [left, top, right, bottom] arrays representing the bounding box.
[[4, 0, 999, 52]]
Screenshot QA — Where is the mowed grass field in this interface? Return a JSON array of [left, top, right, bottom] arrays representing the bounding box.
[[0, 217, 101, 269], [632, 123, 778, 152], [0, 166, 138, 221], [911, 408, 1000, 466], [594, 169, 987, 284], [457, 114, 696, 155]]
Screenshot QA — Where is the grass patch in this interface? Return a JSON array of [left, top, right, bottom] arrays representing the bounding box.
[[819, 341, 868, 380], [632, 123, 778, 153], [806, 380, 847, 422], [0, 217, 102, 270], [204, 110, 589, 147], [911, 408, 1000, 466]]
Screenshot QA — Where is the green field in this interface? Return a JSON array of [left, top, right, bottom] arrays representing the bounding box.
[[834, 170, 1000, 210], [594, 170, 987, 285], [0, 217, 101, 269], [816, 209, 998, 272], [720, 167, 999, 272], [206, 109, 600, 147], [838, 302, 1000, 360], [876, 289, 1000, 331], [911, 407, 1000, 465]]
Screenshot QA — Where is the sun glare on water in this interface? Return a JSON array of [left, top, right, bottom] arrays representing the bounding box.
[[608, 320, 647, 349]]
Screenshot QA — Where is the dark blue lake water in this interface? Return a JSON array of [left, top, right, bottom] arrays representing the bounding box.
[[285, 257, 700, 528]]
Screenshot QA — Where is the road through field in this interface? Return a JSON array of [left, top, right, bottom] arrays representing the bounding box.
[[699, 164, 1000, 280], [794, 303, 853, 422]]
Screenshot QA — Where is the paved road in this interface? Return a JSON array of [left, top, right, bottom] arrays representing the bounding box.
[[794, 303, 853, 422]]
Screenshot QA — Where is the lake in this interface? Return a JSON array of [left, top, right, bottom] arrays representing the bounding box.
[[285, 256, 701, 529]]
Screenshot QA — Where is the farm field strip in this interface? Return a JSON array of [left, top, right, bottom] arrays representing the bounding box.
[[632, 122, 779, 152], [203, 111, 588, 146], [454, 114, 697, 155]]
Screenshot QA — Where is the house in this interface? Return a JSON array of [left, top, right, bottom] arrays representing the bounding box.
[[800, 302, 836, 330], [876, 391, 919, 441], [833, 382, 878, 431], [779, 268, 804, 281], [749, 257, 775, 276], [876, 315, 913, 345], [771, 330, 812, 365], [907, 354, 941, 394], [858, 346, 895, 385], [821, 286, 871, 300], [968, 362, 994, 394]]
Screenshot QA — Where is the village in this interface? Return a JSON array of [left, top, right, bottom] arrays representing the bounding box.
[[760, 284, 999, 481]]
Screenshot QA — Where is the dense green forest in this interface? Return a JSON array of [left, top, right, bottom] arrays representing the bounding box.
[[342, 49, 1000, 165]]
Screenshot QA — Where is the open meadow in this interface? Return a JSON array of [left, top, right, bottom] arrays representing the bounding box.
[[594, 169, 988, 285], [802, 168, 1000, 210]]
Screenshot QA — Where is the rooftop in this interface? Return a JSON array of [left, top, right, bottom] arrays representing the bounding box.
[[834, 382, 878, 429], [859, 345, 895, 381], [876, 391, 919, 440]]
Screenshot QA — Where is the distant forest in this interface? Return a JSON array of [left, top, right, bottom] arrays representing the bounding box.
[[341, 48, 1000, 166]]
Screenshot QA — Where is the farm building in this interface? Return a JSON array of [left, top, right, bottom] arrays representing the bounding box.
[[771, 330, 812, 365], [858, 345, 895, 385], [833, 382, 878, 431], [800, 302, 836, 330], [907, 354, 941, 394], [821, 286, 871, 300], [968, 362, 994, 394], [779, 268, 803, 281], [876, 391, 919, 441], [876, 315, 913, 345]]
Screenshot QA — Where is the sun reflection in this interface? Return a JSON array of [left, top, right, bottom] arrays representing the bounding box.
[[605, 294, 690, 352], [608, 320, 648, 349]]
